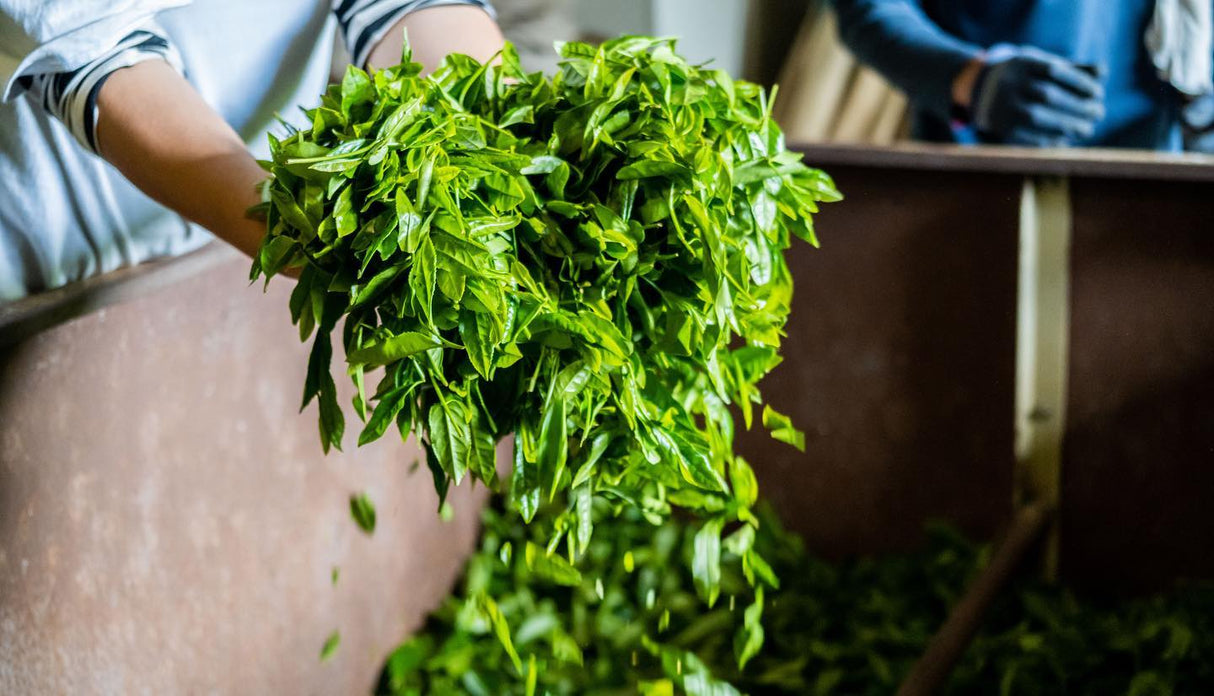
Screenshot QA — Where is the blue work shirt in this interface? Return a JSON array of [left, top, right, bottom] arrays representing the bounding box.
[[832, 0, 1185, 149]]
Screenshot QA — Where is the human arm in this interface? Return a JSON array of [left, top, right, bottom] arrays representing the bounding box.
[[830, 0, 983, 121], [366, 3, 504, 72], [0, 5, 271, 258], [1, 2, 503, 269], [94, 59, 268, 259], [91, 3, 505, 262]]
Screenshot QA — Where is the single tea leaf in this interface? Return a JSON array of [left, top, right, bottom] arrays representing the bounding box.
[[349, 492, 376, 534]]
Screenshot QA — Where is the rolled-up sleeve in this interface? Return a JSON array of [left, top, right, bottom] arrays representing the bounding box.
[[1, 1, 188, 154], [332, 0, 496, 69], [831, 0, 982, 119]]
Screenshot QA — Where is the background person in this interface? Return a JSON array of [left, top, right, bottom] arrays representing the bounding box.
[[831, 0, 1214, 150]]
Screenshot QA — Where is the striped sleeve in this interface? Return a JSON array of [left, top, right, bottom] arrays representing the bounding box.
[[17, 25, 185, 155], [332, 0, 496, 69]]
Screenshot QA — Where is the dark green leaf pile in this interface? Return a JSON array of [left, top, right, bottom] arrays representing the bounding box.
[[376, 500, 1214, 696], [377, 500, 767, 696], [254, 35, 839, 603]]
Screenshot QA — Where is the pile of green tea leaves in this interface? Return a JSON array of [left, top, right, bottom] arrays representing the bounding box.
[[376, 500, 1214, 696], [254, 35, 838, 606]]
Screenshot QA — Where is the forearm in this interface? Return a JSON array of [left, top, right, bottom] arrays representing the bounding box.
[[95, 60, 266, 258], [92, 5, 506, 261], [832, 0, 983, 118], [366, 4, 504, 72]]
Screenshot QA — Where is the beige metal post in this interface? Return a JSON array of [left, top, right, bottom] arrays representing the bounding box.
[[1013, 175, 1072, 579]]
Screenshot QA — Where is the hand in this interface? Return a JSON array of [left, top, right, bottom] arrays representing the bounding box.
[[1182, 94, 1214, 154], [967, 45, 1105, 147]]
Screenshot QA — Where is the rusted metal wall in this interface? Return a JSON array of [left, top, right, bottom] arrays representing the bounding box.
[[1063, 177, 1214, 592], [0, 249, 486, 694], [744, 145, 1214, 593], [742, 165, 1020, 557]]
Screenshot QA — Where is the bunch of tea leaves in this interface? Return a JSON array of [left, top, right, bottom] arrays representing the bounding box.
[[375, 501, 1214, 696], [254, 34, 839, 603]]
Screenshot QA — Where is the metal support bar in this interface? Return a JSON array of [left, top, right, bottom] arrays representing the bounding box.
[[1013, 175, 1072, 579], [895, 502, 1055, 696]]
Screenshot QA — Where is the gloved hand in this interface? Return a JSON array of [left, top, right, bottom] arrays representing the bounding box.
[[1182, 94, 1214, 153], [969, 45, 1105, 147]]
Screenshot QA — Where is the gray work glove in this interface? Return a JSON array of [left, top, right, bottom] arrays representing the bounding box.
[[970, 44, 1106, 147]]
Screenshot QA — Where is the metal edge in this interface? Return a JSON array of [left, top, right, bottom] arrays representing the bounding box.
[[0, 242, 240, 348], [793, 142, 1214, 182]]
